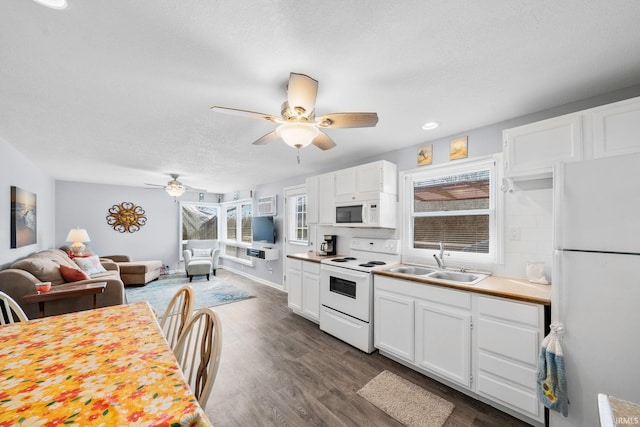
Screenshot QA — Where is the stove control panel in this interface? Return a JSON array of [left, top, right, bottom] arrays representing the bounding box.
[[350, 237, 399, 255]]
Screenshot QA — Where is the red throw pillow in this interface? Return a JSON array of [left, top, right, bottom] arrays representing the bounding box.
[[60, 264, 90, 282]]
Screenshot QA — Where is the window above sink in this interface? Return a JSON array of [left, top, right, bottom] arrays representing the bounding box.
[[400, 155, 503, 268]]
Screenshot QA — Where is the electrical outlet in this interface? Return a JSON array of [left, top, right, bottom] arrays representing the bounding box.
[[509, 226, 521, 241]]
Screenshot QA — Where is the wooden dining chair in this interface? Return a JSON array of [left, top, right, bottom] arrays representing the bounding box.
[[173, 308, 222, 409], [0, 291, 29, 324], [158, 286, 194, 350]]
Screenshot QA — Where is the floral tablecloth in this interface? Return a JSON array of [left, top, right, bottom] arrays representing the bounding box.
[[0, 301, 211, 426]]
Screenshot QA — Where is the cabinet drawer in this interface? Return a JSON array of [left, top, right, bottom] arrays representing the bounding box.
[[477, 372, 542, 420], [478, 351, 536, 389], [478, 296, 540, 327], [477, 318, 539, 365], [375, 276, 471, 310], [287, 258, 302, 271], [303, 261, 321, 275]]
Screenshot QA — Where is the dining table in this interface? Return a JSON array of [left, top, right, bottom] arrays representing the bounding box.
[[0, 301, 212, 426]]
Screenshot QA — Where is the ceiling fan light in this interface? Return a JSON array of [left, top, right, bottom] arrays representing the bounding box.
[[276, 123, 319, 148], [165, 183, 186, 197]]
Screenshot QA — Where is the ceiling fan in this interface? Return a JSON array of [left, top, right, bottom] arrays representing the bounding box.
[[211, 72, 378, 163], [144, 174, 206, 198]]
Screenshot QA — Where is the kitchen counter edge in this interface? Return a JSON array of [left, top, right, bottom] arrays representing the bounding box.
[[287, 252, 345, 263], [374, 269, 551, 305]]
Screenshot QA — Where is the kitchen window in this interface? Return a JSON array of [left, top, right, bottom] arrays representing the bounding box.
[[402, 156, 501, 266]]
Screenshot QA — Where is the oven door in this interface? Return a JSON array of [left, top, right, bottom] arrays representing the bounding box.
[[320, 264, 371, 322]]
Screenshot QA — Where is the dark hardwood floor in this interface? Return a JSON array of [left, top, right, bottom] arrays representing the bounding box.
[[204, 270, 531, 426]]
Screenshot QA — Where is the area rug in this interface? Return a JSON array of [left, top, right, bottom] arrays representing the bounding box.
[[357, 370, 455, 427], [125, 272, 254, 315]]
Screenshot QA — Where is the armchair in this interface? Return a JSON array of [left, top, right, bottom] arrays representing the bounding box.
[[183, 240, 220, 282]]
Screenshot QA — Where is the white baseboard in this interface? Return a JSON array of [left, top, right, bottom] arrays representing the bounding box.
[[219, 266, 284, 292]]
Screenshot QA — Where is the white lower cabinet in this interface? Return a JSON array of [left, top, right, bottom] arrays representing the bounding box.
[[476, 295, 545, 424], [373, 275, 545, 426], [375, 276, 472, 387], [374, 289, 414, 362], [286, 258, 320, 323], [415, 301, 472, 388]]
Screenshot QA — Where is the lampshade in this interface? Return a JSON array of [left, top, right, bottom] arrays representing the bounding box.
[[276, 123, 319, 148], [66, 228, 91, 256], [165, 183, 186, 197], [66, 228, 91, 243]]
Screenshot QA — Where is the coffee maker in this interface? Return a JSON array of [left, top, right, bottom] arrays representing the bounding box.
[[319, 235, 337, 256]]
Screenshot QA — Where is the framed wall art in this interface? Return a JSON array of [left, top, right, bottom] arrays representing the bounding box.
[[417, 145, 433, 166], [449, 136, 468, 160], [10, 186, 37, 248], [106, 202, 147, 233]]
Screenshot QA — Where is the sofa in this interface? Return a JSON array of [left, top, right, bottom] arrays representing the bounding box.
[[100, 255, 162, 286], [0, 248, 126, 319]]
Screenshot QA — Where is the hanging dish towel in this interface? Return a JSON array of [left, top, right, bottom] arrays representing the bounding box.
[[537, 323, 568, 416]]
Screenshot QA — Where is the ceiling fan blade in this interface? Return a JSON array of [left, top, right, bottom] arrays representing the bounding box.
[[287, 73, 318, 118], [211, 106, 278, 123], [144, 183, 166, 188], [252, 131, 280, 145], [312, 132, 336, 151], [316, 112, 378, 128]]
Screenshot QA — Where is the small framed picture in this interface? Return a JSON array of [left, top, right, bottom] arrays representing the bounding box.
[[417, 145, 433, 166], [449, 136, 468, 160]]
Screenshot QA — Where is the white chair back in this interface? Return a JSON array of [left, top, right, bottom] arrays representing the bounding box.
[[0, 291, 29, 324], [159, 286, 194, 350], [173, 308, 222, 409]]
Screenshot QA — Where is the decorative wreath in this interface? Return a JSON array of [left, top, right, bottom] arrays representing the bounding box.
[[106, 202, 147, 233]]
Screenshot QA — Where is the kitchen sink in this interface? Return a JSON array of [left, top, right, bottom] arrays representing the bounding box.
[[386, 265, 488, 285], [427, 270, 487, 285], [388, 266, 436, 275]]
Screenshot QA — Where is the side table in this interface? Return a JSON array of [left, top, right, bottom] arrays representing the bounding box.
[[23, 282, 107, 318]]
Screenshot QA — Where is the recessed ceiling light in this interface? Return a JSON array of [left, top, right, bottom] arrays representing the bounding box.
[[32, 0, 68, 10], [422, 121, 439, 130]]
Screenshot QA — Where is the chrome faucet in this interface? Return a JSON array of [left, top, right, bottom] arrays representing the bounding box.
[[433, 241, 447, 269]]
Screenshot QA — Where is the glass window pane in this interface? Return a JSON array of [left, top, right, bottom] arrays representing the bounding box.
[[226, 207, 237, 241], [290, 194, 308, 243], [241, 204, 252, 243], [413, 170, 490, 213], [182, 204, 218, 240], [413, 215, 489, 253]]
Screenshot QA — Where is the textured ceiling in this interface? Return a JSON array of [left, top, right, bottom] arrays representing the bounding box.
[[2, 0, 640, 193]]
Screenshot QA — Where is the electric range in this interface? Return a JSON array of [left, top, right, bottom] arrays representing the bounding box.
[[319, 237, 400, 353]]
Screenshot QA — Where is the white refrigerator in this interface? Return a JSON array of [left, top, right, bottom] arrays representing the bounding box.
[[552, 152, 640, 427]]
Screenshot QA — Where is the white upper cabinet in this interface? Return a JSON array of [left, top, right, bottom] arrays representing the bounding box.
[[334, 160, 397, 202], [591, 96, 640, 158], [305, 172, 335, 225], [503, 95, 640, 180], [503, 114, 583, 179]]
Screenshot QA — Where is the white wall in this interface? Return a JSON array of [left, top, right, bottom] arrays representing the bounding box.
[[0, 137, 55, 268], [55, 181, 219, 270], [4, 85, 640, 285]]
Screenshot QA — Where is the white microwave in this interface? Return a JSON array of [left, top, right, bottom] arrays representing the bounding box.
[[334, 193, 397, 228]]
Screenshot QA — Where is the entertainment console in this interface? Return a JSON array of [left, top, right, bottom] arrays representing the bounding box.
[[246, 247, 279, 260]]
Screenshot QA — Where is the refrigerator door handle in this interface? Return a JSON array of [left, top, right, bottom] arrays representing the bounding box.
[[552, 161, 566, 250], [551, 249, 563, 324]]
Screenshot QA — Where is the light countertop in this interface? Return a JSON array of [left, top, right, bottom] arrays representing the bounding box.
[[374, 268, 551, 305], [287, 252, 551, 305], [287, 252, 346, 263]]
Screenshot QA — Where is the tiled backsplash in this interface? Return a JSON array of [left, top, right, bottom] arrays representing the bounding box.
[[494, 184, 554, 281]]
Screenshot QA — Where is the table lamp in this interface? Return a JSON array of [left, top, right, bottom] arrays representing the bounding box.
[[66, 228, 91, 256]]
